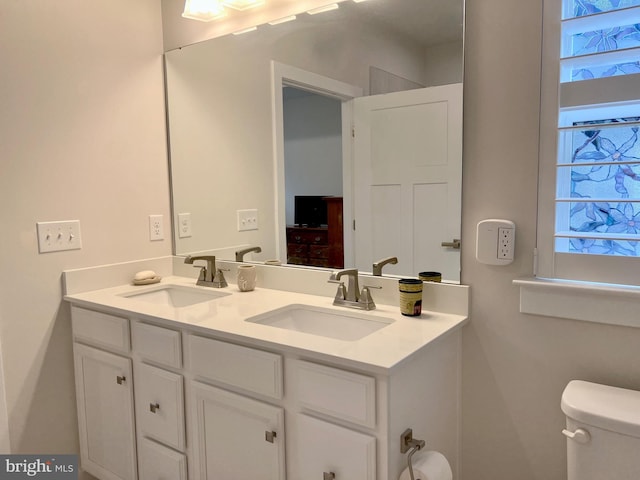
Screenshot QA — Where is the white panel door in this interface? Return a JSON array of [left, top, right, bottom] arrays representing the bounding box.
[[353, 84, 463, 281], [191, 381, 285, 480]]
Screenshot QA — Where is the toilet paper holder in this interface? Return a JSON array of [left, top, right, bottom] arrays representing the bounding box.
[[401, 428, 426, 480], [401, 428, 425, 453]]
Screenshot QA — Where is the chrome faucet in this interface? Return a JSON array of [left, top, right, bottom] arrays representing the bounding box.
[[372, 256, 398, 276], [184, 255, 228, 288], [235, 246, 262, 262], [328, 268, 378, 310]]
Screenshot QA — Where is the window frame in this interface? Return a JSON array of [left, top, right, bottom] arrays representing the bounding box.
[[537, 0, 640, 286], [518, 0, 640, 327]]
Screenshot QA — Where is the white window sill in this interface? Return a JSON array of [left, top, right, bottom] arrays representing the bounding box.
[[514, 277, 640, 328]]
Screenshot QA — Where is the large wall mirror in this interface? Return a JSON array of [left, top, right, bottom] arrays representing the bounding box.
[[165, 0, 465, 281]]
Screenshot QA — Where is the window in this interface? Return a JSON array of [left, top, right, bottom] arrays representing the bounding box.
[[537, 0, 640, 285]]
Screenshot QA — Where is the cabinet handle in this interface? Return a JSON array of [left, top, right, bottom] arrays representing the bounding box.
[[323, 473, 335, 480], [150, 403, 160, 413], [265, 431, 277, 443], [116, 376, 126, 385]]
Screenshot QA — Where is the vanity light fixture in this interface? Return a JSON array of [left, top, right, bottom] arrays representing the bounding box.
[[182, 0, 226, 21], [268, 15, 297, 25], [223, 0, 264, 11], [307, 3, 340, 15], [233, 25, 258, 35]]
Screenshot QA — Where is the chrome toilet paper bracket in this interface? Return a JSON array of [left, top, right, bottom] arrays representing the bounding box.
[[401, 428, 426, 480]]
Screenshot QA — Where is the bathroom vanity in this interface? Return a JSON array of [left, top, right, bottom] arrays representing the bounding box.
[[64, 260, 468, 480]]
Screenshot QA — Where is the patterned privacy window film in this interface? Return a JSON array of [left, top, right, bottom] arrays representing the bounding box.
[[570, 61, 640, 81], [569, 23, 640, 56], [557, 120, 640, 255], [567, 0, 640, 18], [561, 0, 640, 83], [555, 0, 640, 258]]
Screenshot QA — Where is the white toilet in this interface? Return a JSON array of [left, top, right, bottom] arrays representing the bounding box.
[[562, 380, 640, 480]]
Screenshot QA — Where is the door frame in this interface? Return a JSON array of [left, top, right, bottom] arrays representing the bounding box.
[[271, 61, 362, 266]]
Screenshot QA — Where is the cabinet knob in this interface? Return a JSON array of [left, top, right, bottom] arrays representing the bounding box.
[[116, 375, 126, 385], [323, 473, 335, 480], [265, 431, 277, 443], [150, 403, 160, 413]]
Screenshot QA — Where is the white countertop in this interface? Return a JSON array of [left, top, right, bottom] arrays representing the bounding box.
[[65, 275, 468, 374]]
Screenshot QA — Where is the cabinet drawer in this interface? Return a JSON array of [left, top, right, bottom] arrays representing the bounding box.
[[134, 363, 185, 451], [71, 306, 130, 353], [294, 414, 376, 480], [132, 322, 182, 368], [309, 245, 330, 259], [294, 360, 376, 427], [188, 335, 283, 399], [287, 244, 308, 256], [138, 437, 187, 480]]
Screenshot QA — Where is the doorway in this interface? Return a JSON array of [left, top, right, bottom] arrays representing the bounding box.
[[271, 62, 362, 267]]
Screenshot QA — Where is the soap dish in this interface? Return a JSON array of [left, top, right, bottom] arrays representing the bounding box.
[[132, 276, 162, 286]]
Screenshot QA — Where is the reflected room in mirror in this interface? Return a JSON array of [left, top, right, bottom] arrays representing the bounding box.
[[165, 0, 464, 281]]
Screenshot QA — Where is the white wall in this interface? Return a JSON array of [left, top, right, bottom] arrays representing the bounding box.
[[461, 0, 640, 479], [0, 0, 169, 465], [424, 41, 464, 87]]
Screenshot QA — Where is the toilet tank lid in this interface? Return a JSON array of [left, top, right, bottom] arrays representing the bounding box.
[[562, 380, 640, 438]]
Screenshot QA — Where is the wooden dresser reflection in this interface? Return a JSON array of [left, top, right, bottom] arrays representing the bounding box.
[[286, 197, 343, 268]]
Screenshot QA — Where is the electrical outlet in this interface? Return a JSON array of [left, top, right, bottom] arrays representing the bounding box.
[[36, 220, 82, 253], [476, 219, 515, 265], [178, 213, 192, 238], [498, 227, 515, 260], [237, 209, 258, 232], [149, 215, 164, 241]]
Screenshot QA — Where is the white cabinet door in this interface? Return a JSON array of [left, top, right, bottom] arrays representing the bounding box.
[[293, 414, 376, 480], [74, 343, 137, 480], [134, 363, 185, 451], [191, 381, 285, 480]]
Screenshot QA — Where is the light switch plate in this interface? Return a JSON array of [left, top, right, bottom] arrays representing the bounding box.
[[36, 220, 82, 253], [237, 209, 258, 231]]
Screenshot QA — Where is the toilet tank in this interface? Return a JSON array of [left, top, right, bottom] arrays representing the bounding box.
[[562, 380, 640, 480]]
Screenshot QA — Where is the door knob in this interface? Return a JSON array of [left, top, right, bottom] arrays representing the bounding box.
[[441, 239, 461, 249]]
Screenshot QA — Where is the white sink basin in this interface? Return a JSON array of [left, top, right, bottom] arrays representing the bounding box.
[[246, 304, 393, 341], [120, 285, 230, 308]]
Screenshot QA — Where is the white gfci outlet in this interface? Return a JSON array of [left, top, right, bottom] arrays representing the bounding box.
[[476, 219, 515, 265], [237, 209, 258, 232], [498, 226, 515, 260], [149, 214, 164, 241]]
